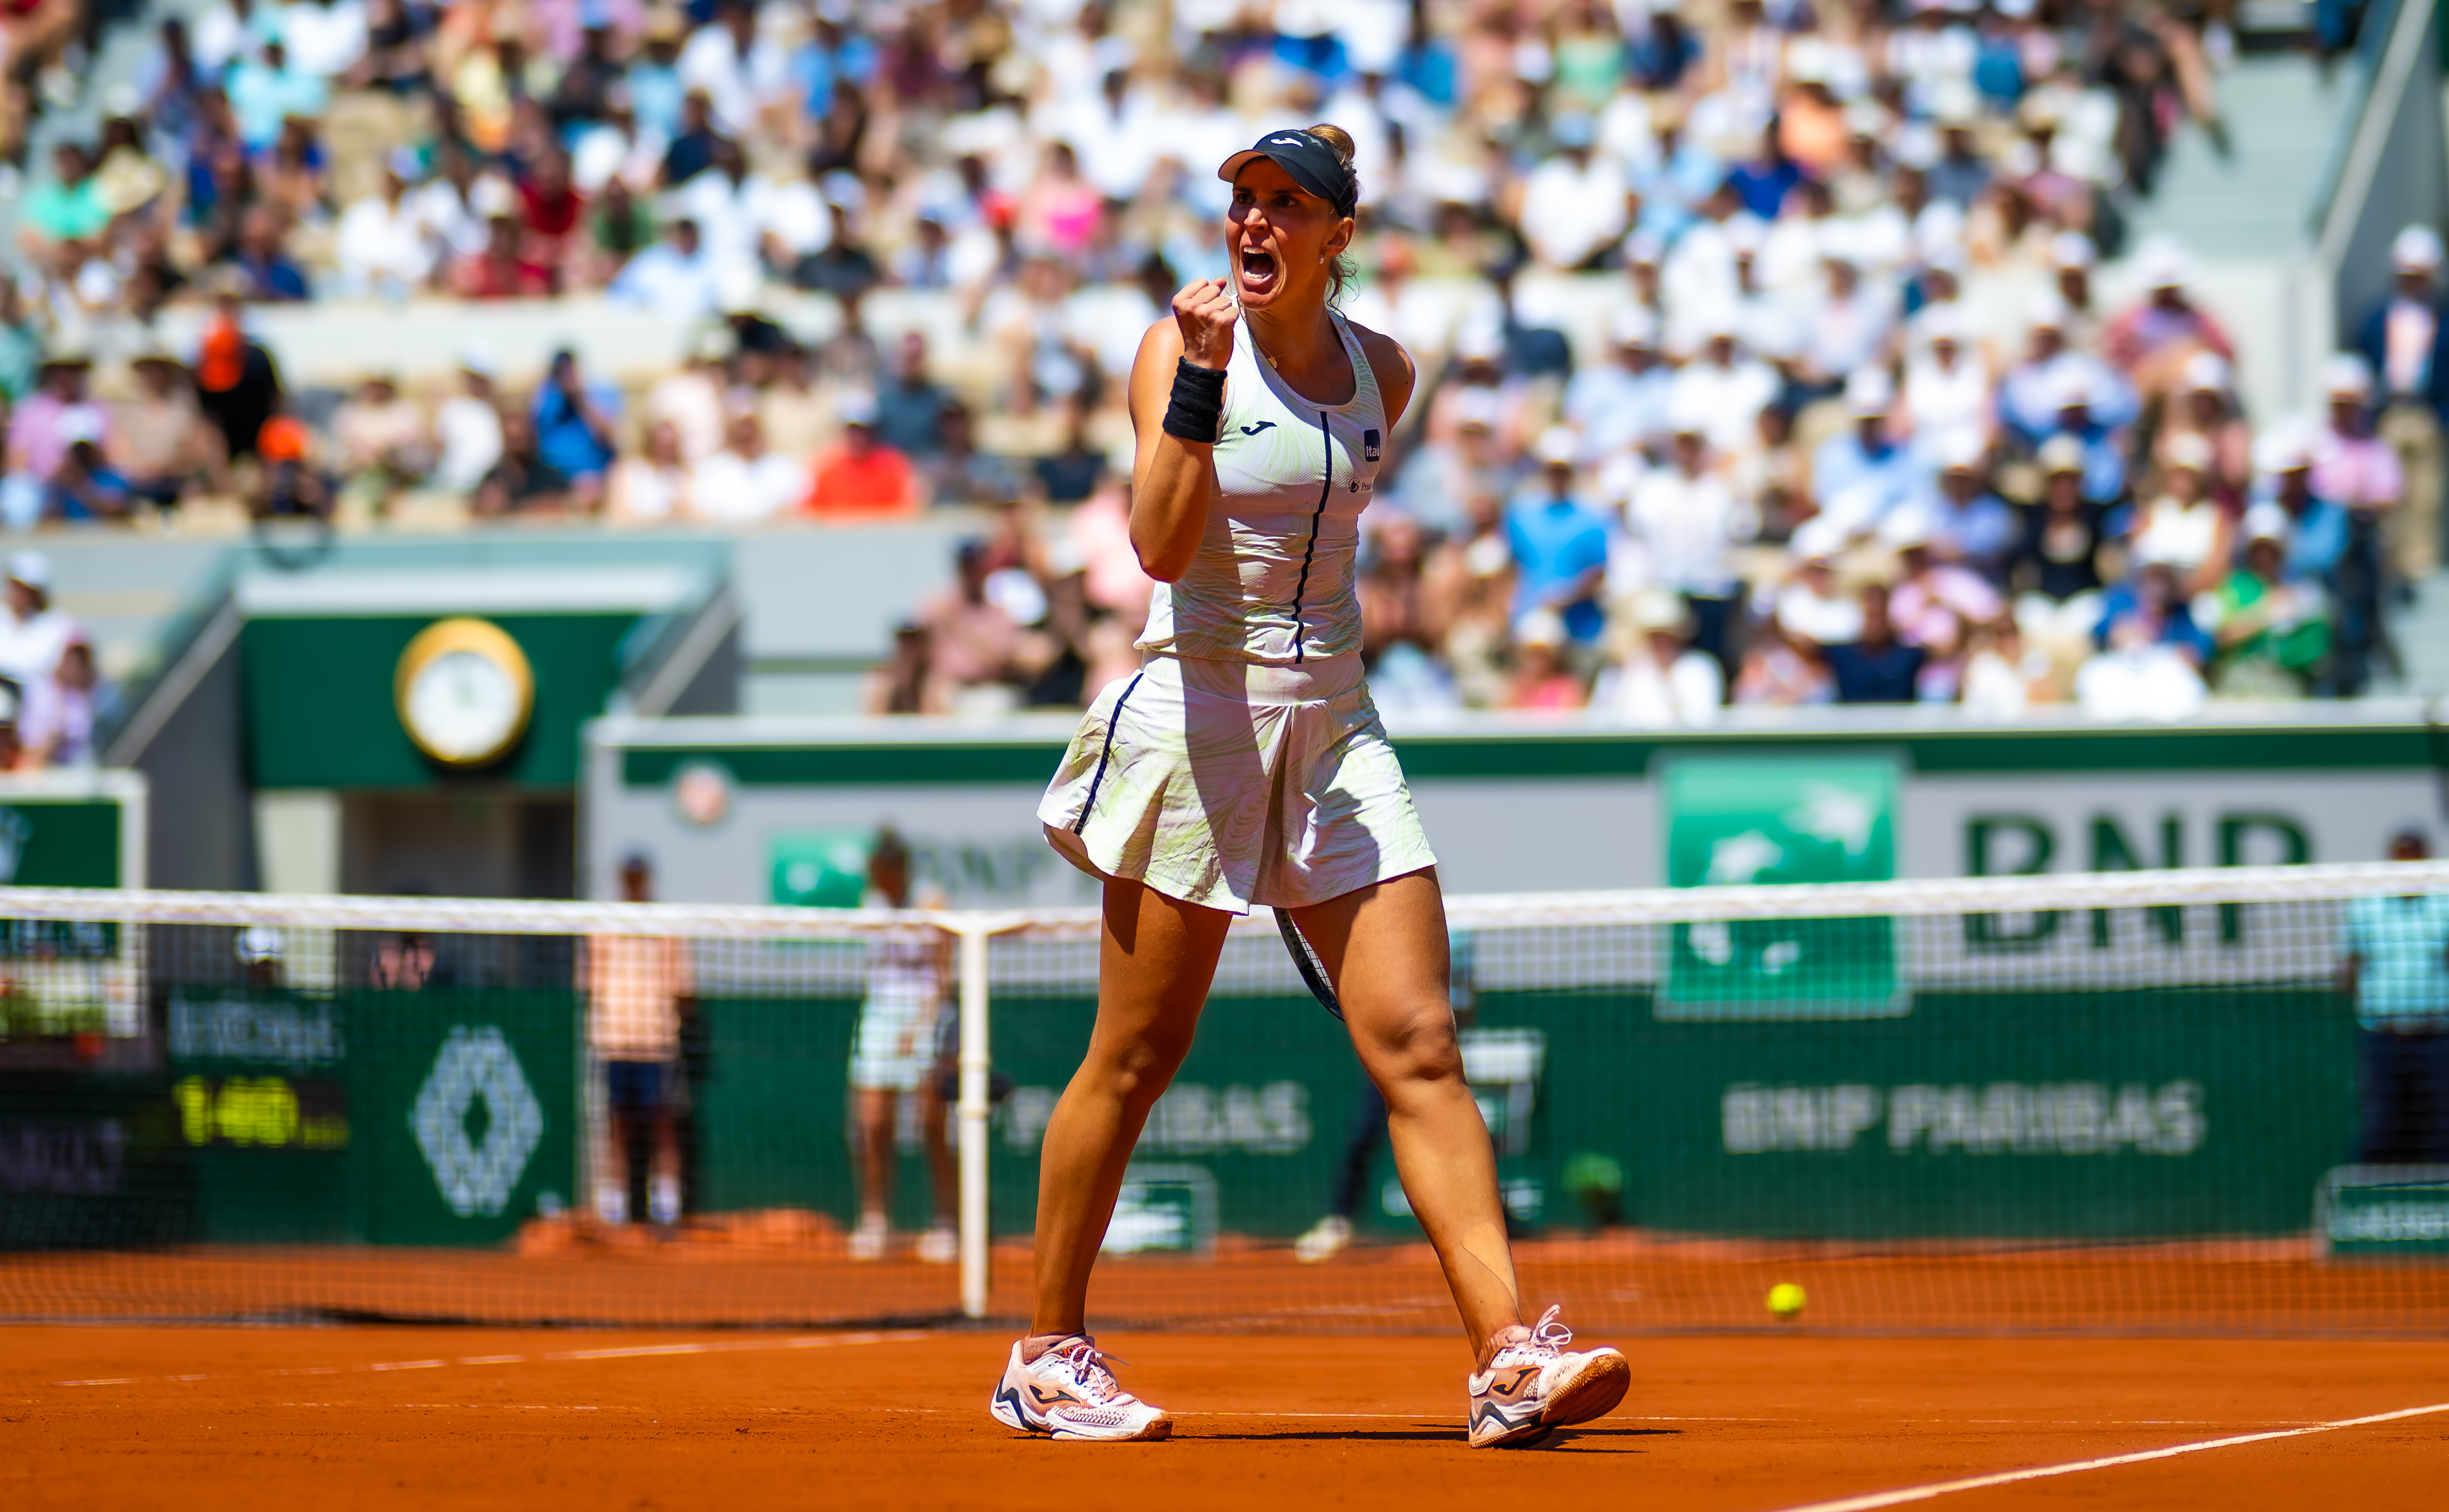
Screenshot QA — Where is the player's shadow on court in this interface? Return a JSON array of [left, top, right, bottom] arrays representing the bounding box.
[[1194, 1427, 1678, 1446]]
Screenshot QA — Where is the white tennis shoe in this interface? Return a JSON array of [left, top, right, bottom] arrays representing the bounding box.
[[1465, 1306, 1630, 1448], [989, 1335, 1173, 1442]]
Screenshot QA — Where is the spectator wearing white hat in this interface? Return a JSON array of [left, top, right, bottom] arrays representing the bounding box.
[[0, 553, 78, 689], [2249, 426, 2349, 583], [2153, 351, 2251, 509], [1504, 607, 1588, 712], [1627, 403, 1752, 673], [2103, 237, 2235, 398], [2356, 224, 2449, 579], [1664, 316, 1778, 458], [1772, 514, 1864, 648], [334, 150, 438, 298], [1564, 305, 1674, 457], [1592, 589, 1723, 728], [2131, 431, 2233, 599], [1517, 113, 1633, 271], [2311, 354, 2402, 696], [1921, 428, 2017, 583], [1811, 367, 1922, 534], [1899, 305, 1990, 443], [2311, 353, 2405, 515]]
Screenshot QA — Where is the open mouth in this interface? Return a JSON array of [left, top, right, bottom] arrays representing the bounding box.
[[1237, 245, 1278, 294]]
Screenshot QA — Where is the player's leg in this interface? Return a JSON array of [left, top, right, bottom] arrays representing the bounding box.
[[852, 1086, 895, 1258], [1287, 870, 1518, 1348], [597, 1061, 643, 1226], [1292, 867, 1628, 1448], [991, 876, 1223, 1441], [644, 1105, 682, 1227], [916, 1067, 958, 1262], [1030, 875, 1231, 1333]]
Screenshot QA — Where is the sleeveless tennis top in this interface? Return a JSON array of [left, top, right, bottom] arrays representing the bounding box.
[[1137, 308, 1388, 665]]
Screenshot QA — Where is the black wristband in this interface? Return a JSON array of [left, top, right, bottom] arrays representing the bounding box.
[[1161, 358, 1227, 442]]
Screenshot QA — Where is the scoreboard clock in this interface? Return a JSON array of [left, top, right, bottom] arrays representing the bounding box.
[[393, 617, 535, 767]]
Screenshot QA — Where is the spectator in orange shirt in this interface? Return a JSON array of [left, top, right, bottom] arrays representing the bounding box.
[[802, 392, 919, 517]]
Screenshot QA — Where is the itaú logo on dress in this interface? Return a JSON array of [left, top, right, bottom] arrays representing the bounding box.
[[410, 1026, 546, 1217]]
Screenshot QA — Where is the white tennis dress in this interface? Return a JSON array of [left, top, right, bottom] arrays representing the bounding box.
[[1038, 309, 1437, 913], [850, 910, 947, 1093]]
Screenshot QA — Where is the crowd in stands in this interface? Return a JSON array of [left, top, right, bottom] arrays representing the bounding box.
[[0, 0, 2436, 720]]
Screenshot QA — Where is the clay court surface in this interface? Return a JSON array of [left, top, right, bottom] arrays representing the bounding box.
[[5, 1325, 2445, 1510]]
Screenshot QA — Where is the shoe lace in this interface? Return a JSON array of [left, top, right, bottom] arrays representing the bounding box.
[[1486, 1306, 1574, 1373], [1050, 1339, 1129, 1405], [1528, 1304, 1574, 1354]]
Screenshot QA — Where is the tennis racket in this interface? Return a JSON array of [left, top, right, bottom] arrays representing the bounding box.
[[1274, 908, 1344, 1021]]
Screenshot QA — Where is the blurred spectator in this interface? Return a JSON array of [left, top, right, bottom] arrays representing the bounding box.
[[2131, 432, 2232, 599], [336, 152, 438, 296], [689, 412, 802, 524], [474, 411, 566, 516], [865, 622, 948, 715], [1507, 428, 1610, 648], [531, 350, 622, 513], [918, 540, 1020, 713], [2193, 506, 2331, 698], [2103, 239, 2233, 394], [2359, 226, 2449, 583], [1593, 590, 1723, 727], [193, 282, 285, 466], [609, 420, 694, 526], [804, 393, 918, 517], [229, 206, 312, 302], [1504, 609, 1587, 711], [875, 332, 947, 458], [2080, 558, 2211, 720], [19, 636, 103, 768], [1735, 614, 1835, 707], [331, 373, 432, 512], [1032, 404, 1106, 505], [1825, 585, 1927, 704], [254, 406, 332, 518], [227, 41, 328, 152], [114, 350, 224, 510], [433, 352, 505, 493], [4, 353, 106, 529], [0, 554, 76, 688], [609, 217, 719, 317], [1636, 411, 1753, 671], [452, 213, 556, 299]]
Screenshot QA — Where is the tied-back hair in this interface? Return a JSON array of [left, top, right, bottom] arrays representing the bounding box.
[[1305, 121, 1360, 308]]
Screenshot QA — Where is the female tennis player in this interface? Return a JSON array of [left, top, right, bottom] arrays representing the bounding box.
[[988, 126, 1629, 1448]]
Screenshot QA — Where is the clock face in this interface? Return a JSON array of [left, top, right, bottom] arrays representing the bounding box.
[[406, 649, 524, 763], [394, 618, 535, 767]]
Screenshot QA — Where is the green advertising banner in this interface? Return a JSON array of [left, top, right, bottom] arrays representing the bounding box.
[[1661, 755, 1902, 1019]]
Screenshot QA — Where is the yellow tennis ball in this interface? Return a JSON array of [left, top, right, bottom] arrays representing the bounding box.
[[1766, 1282, 1807, 1319]]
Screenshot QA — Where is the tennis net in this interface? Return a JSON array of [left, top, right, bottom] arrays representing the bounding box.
[[1, 863, 2445, 1336]]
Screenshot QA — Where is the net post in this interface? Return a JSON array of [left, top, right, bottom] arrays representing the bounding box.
[[956, 923, 992, 1321]]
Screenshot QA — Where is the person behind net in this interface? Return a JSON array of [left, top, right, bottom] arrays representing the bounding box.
[[2339, 829, 2449, 1165], [999, 126, 1628, 1447], [848, 828, 958, 1263], [584, 853, 692, 1231]]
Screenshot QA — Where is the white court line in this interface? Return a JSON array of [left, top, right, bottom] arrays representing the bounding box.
[[1770, 1401, 2449, 1512], [52, 1330, 928, 1387]]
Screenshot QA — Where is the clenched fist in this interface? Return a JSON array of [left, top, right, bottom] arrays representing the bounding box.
[[1172, 278, 1238, 370]]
